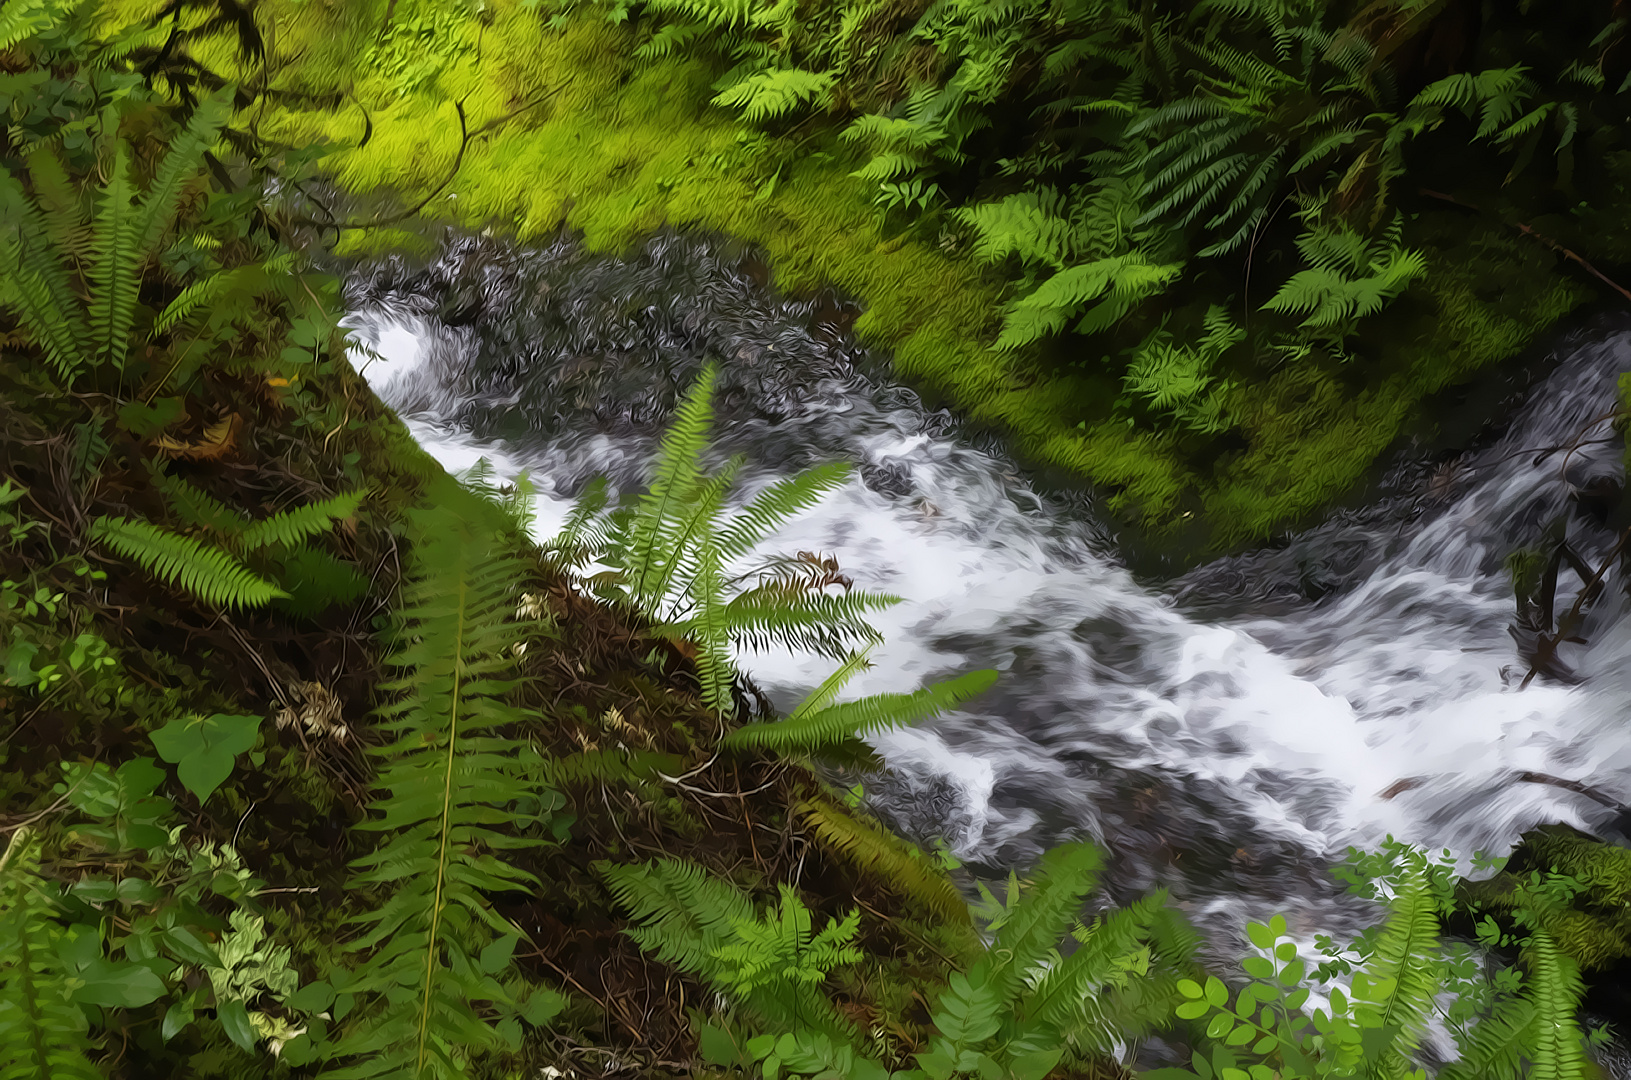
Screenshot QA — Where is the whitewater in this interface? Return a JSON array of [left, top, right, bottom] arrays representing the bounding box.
[[336, 227, 1631, 935]]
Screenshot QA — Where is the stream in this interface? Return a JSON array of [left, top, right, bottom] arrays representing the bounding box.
[[336, 224, 1631, 957]]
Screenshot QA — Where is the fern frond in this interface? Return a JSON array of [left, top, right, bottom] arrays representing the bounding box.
[[134, 88, 232, 258], [327, 488, 551, 1080], [87, 144, 142, 372], [238, 490, 368, 551], [723, 668, 998, 754], [1021, 891, 1168, 1033], [599, 857, 757, 975], [797, 796, 970, 925], [711, 68, 834, 123], [984, 842, 1103, 1006], [24, 146, 90, 265], [0, 830, 101, 1080], [0, 172, 90, 381], [597, 858, 854, 1039], [0, 0, 59, 49], [1443, 997, 1536, 1080], [1526, 930, 1589, 1080], [147, 467, 250, 533], [622, 363, 720, 611], [1351, 851, 1442, 1075], [953, 188, 1073, 269], [89, 515, 287, 609], [713, 463, 851, 563]]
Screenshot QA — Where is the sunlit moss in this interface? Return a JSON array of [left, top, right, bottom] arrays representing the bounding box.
[[93, 0, 1602, 550]]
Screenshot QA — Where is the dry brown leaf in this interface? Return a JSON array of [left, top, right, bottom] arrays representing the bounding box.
[[154, 413, 241, 460]]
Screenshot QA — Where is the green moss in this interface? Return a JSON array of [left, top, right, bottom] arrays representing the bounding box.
[[93, 0, 1604, 551]]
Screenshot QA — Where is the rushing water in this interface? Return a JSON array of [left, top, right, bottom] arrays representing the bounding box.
[[337, 226, 1631, 947]]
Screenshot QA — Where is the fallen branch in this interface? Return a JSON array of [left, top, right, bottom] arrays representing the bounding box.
[[1419, 188, 1631, 306]]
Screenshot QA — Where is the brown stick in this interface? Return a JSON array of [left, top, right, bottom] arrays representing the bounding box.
[[1419, 188, 1631, 305]]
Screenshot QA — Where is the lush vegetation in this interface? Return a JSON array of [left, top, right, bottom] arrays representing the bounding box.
[[1, 1, 1628, 1079], [84, 0, 1631, 549]]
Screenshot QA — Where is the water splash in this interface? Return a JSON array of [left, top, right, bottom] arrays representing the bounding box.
[[339, 228, 1631, 936]]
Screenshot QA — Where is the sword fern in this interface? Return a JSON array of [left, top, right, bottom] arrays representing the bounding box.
[[321, 487, 565, 1079], [0, 830, 101, 1080]]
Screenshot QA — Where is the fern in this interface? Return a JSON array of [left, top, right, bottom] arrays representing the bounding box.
[[711, 68, 835, 123], [796, 795, 971, 925], [324, 488, 563, 1079], [1263, 208, 1426, 339], [994, 253, 1183, 351], [238, 490, 368, 551], [597, 858, 856, 1040], [710, 885, 862, 997], [551, 363, 899, 718], [146, 467, 251, 533], [89, 516, 288, 609], [133, 88, 233, 258], [723, 666, 998, 755], [1444, 997, 1537, 1080], [1410, 66, 1537, 140], [0, 170, 91, 381], [1350, 846, 1443, 1076], [1525, 929, 1589, 1080], [86, 144, 142, 373], [0, 830, 101, 1080], [978, 841, 1103, 1004], [0, 0, 60, 50], [1018, 890, 1173, 1047]]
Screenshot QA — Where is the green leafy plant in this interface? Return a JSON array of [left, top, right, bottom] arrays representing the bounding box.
[[1262, 207, 1428, 344], [88, 487, 366, 611], [546, 361, 900, 717], [148, 712, 261, 806], [1156, 841, 1595, 1080], [307, 484, 567, 1077], [0, 828, 101, 1080]]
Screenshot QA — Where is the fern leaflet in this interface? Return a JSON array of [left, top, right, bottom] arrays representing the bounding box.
[[89, 516, 287, 609]]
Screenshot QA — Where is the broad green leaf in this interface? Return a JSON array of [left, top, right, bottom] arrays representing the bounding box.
[[150, 712, 261, 805], [287, 980, 335, 1012], [160, 925, 220, 967], [162, 1000, 195, 1042], [218, 998, 257, 1051], [71, 958, 167, 1007]]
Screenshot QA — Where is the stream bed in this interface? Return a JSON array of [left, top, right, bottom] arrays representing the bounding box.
[[336, 224, 1631, 954]]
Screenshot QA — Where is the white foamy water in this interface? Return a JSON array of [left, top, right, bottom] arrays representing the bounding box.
[[340, 302, 1631, 920]]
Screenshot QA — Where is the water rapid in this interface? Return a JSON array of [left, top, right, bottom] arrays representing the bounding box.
[[337, 227, 1631, 941]]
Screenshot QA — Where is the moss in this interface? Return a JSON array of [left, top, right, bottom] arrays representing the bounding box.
[[90, 0, 1604, 552]]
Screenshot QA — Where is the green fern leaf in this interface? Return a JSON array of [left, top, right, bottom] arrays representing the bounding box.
[[1443, 996, 1536, 1080], [711, 68, 834, 123], [983, 842, 1103, 1007], [1526, 929, 1589, 1080], [723, 668, 998, 754], [1351, 850, 1442, 1075], [24, 146, 91, 265], [134, 88, 232, 258], [87, 144, 142, 372], [713, 462, 850, 562], [326, 488, 553, 1080], [0, 172, 90, 381], [147, 467, 251, 534], [89, 516, 287, 609], [797, 796, 971, 925], [596, 858, 854, 1039], [0, 830, 102, 1080], [237, 490, 368, 551], [0, 0, 59, 49]]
